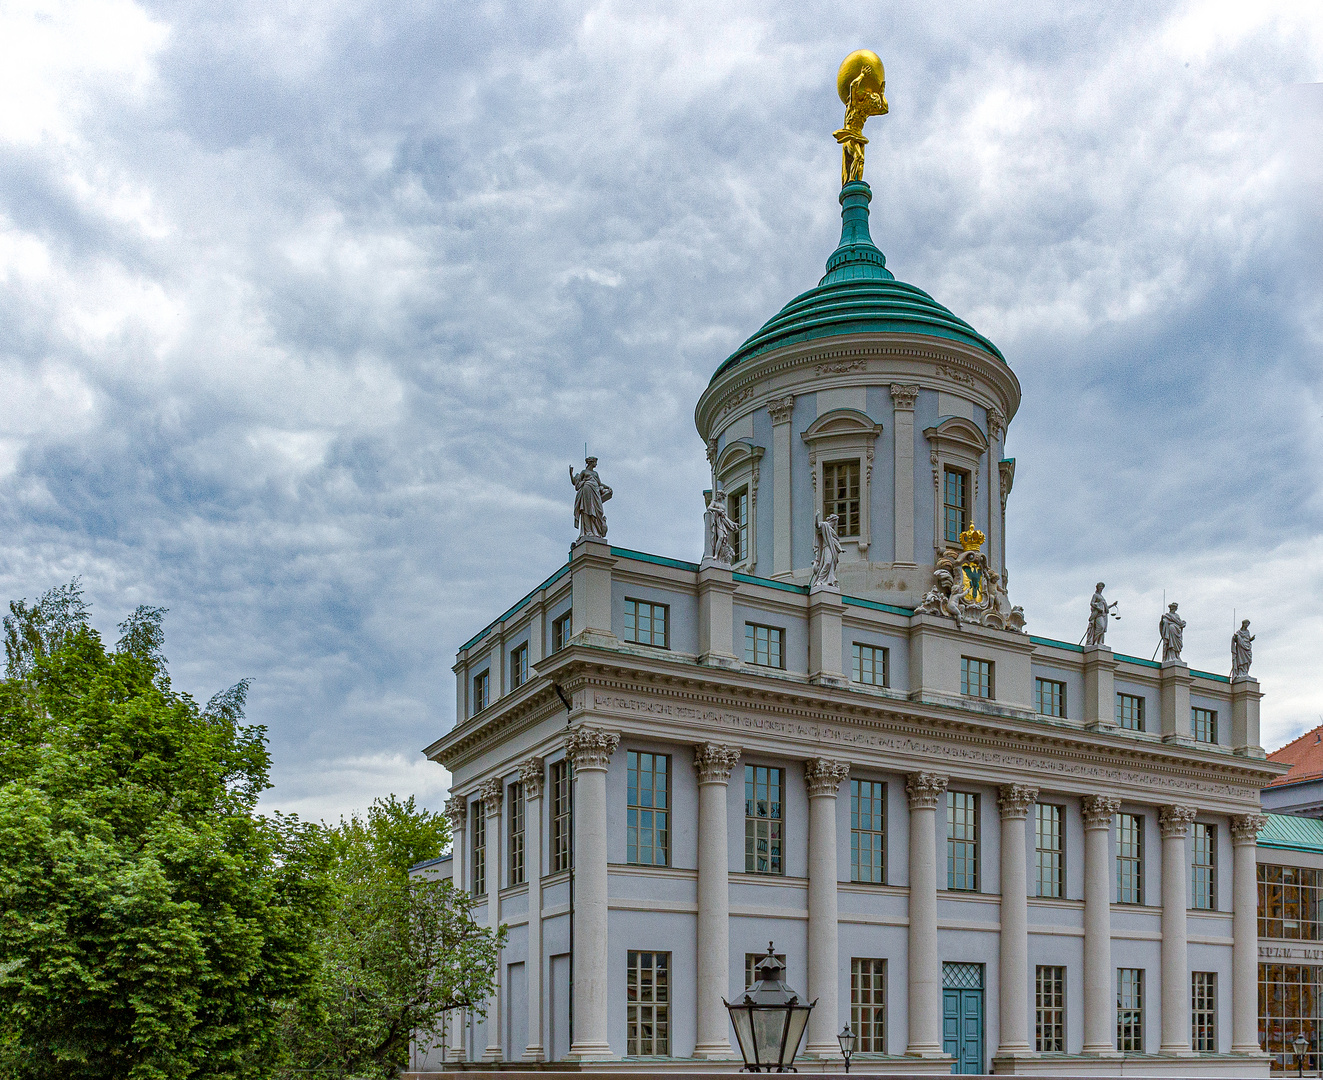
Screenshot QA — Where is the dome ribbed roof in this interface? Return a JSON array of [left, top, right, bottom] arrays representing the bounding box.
[[711, 181, 1005, 381]]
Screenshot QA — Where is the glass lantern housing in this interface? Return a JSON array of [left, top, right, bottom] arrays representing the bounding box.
[[724, 943, 815, 1072]]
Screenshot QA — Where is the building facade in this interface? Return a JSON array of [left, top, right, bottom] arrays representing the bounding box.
[[418, 129, 1286, 1075]]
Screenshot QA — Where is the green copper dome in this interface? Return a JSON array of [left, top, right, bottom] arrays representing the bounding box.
[[711, 181, 1005, 381]]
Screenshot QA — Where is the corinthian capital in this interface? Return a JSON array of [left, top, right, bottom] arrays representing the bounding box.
[[566, 725, 620, 771], [889, 383, 920, 410], [767, 395, 796, 425], [519, 756, 545, 800], [444, 794, 467, 827], [906, 772, 948, 810], [693, 742, 741, 784], [1160, 804, 1197, 839], [805, 758, 851, 797], [997, 784, 1038, 820], [1081, 794, 1122, 829], [1231, 813, 1268, 845], [480, 777, 503, 817]]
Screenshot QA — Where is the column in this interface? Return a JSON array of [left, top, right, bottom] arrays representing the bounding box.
[[1231, 813, 1268, 1054], [769, 395, 795, 577], [805, 758, 851, 1057], [567, 726, 619, 1060], [444, 794, 469, 1061], [1159, 805, 1196, 1054], [906, 772, 948, 1057], [1082, 794, 1121, 1054], [996, 784, 1037, 1060], [890, 384, 918, 565], [481, 778, 505, 1061], [693, 743, 741, 1058], [520, 758, 546, 1060]]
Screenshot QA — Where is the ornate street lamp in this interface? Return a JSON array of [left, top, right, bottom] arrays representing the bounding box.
[[725, 943, 816, 1072], [1294, 1032, 1309, 1078], [837, 1024, 856, 1073]]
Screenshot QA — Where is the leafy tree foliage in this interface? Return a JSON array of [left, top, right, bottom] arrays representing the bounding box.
[[276, 796, 506, 1079], [0, 584, 328, 1079]]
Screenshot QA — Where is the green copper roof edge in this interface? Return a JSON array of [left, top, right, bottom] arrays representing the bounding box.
[[843, 595, 914, 617], [1030, 635, 1085, 654], [610, 547, 700, 572], [1026, 636, 1229, 682], [459, 563, 571, 653], [733, 571, 807, 594]]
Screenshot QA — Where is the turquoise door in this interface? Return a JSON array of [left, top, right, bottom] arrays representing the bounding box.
[[942, 963, 984, 1075]]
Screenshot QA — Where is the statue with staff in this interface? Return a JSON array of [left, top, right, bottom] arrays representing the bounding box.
[[1232, 619, 1255, 679], [834, 50, 888, 187], [1159, 602, 1186, 662], [569, 456, 612, 541]]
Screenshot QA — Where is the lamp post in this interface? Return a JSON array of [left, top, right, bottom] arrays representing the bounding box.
[[1294, 1032, 1309, 1078], [837, 1024, 855, 1073], [724, 943, 816, 1072]]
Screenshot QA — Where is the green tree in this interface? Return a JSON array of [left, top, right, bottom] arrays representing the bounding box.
[[277, 795, 506, 1079], [0, 583, 328, 1080]]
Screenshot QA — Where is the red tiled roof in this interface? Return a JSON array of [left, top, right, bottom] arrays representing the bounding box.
[[1268, 723, 1323, 787]]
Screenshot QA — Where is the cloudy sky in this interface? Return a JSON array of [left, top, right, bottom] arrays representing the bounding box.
[[1, 0, 1320, 822]]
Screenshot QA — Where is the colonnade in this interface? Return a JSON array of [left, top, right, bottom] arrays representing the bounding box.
[[446, 726, 1269, 1063]]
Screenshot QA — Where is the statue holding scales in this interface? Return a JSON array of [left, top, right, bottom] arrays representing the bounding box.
[[834, 50, 888, 187]]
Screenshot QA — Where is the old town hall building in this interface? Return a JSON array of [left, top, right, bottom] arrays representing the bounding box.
[[420, 56, 1285, 1076]]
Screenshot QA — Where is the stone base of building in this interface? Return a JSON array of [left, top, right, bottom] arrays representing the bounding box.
[[990, 1052, 1272, 1076]]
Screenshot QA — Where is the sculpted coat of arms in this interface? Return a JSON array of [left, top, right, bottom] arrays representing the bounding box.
[[916, 525, 1026, 633]]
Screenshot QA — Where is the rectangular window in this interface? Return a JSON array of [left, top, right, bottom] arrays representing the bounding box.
[[852, 642, 889, 687], [1117, 813, 1143, 905], [824, 459, 862, 537], [626, 951, 670, 1056], [1258, 864, 1323, 940], [1191, 971, 1216, 1052], [472, 670, 490, 714], [943, 466, 968, 543], [1035, 965, 1065, 1053], [508, 781, 525, 886], [745, 623, 785, 669], [745, 764, 784, 875], [550, 760, 571, 873], [627, 751, 669, 866], [961, 656, 993, 699], [510, 643, 528, 690], [1035, 677, 1066, 718], [947, 790, 979, 891], [731, 486, 749, 563], [1035, 803, 1064, 899], [471, 804, 486, 896], [745, 951, 786, 991], [851, 779, 886, 884], [1192, 822, 1216, 910], [552, 610, 572, 652], [624, 599, 669, 649], [1116, 693, 1145, 731], [851, 958, 887, 1053], [1192, 707, 1218, 744], [1117, 968, 1144, 1052]]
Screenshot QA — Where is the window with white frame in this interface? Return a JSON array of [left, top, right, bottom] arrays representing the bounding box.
[[1117, 968, 1144, 1052], [1116, 692, 1144, 731], [472, 669, 490, 714], [745, 764, 783, 875], [508, 781, 524, 886], [1035, 803, 1064, 898], [1192, 822, 1215, 910], [730, 486, 749, 563], [852, 642, 888, 687], [551, 760, 571, 873], [627, 751, 669, 866], [471, 807, 486, 896], [850, 779, 885, 883], [961, 656, 993, 699], [943, 466, 969, 543], [624, 599, 668, 648], [552, 610, 572, 652], [1191, 971, 1216, 1052], [1117, 813, 1143, 904], [1036, 965, 1065, 1052], [510, 642, 528, 690], [626, 951, 670, 1056], [745, 623, 784, 669], [947, 790, 979, 891], [823, 459, 862, 537], [1192, 707, 1218, 744], [851, 958, 886, 1052], [1036, 677, 1066, 717]]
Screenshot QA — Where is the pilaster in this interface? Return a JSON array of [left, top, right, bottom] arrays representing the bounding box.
[[1082, 646, 1118, 730], [697, 562, 739, 669], [890, 383, 919, 566], [769, 395, 795, 577], [807, 585, 846, 687], [1231, 677, 1265, 757], [1159, 660, 1193, 744], [569, 537, 617, 648]]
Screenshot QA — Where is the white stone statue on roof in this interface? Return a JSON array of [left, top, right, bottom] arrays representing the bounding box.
[[1232, 619, 1255, 679], [570, 457, 612, 541], [810, 511, 842, 590], [1159, 602, 1186, 663]]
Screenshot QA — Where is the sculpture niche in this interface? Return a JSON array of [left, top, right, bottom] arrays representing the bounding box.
[[570, 456, 612, 541], [916, 525, 1025, 632]]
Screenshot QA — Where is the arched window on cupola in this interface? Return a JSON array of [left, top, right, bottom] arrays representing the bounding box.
[[923, 416, 989, 555], [713, 440, 765, 571], [800, 409, 883, 558]]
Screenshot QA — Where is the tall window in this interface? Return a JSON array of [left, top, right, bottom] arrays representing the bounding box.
[[1191, 971, 1216, 1052], [1192, 707, 1218, 744], [552, 610, 572, 652], [745, 764, 784, 875], [943, 466, 968, 543], [508, 781, 525, 886], [961, 656, 993, 699], [851, 779, 885, 883], [1035, 678, 1066, 718], [550, 760, 571, 873], [624, 599, 669, 648], [851, 958, 886, 1052], [1116, 693, 1145, 731], [1192, 822, 1216, 910], [824, 460, 861, 537], [1259, 864, 1323, 939], [1035, 803, 1064, 898], [852, 642, 888, 687], [627, 751, 669, 866], [731, 486, 749, 563], [745, 951, 785, 990], [1117, 813, 1143, 905], [745, 623, 784, 669], [626, 951, 670, 1056], [471, 806, 486, 896], [947, 790, 979, 891], [1035, 965, 1065, 1052], [1117, 968, 1144, 1052], [472, 670, 490, 714], [510, 643, 528, 690], [1260, 964, 1323, 1067]]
